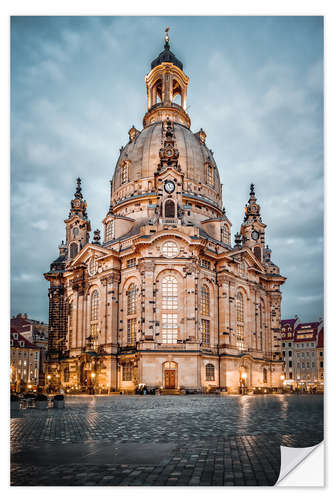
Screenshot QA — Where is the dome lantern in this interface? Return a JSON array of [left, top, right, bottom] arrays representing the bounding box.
[[143, 28, 190, 128]]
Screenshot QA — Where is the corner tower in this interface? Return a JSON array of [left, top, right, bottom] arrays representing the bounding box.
[[64, 178, 91, 260]]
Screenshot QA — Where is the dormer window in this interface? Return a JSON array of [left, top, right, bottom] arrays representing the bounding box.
[[121, 162, 129, 184], [206, 163, 214, 187], [105, 220, 115, 242], [19, 341, 25, 347]]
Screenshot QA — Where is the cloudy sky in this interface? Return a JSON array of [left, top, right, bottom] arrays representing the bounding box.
[[11, 16, 323, 323]]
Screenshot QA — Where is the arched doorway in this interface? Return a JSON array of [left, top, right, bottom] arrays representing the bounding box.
[[163, 361, 177, 389], [164, 199, 175, 218]]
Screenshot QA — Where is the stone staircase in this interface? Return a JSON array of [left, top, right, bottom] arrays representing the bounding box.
[[159, 388, 181, 395]]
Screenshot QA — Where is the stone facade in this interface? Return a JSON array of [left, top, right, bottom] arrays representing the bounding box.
[[45, 32, 286, 394]]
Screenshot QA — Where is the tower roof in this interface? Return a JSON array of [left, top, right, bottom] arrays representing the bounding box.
[[151, 28, 183, 70]]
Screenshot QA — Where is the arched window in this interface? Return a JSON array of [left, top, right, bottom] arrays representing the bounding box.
[[127, 284, 137, 315], [68, 302, 73, 349], [200, 285, 209, 316], [89, 290, 99, 349], [206, 363, 215, 381], [258, 302, 264, 351], [105, 220, 114, 242], [254, 246, 261, 261], [122, 363, 133, 381], [126, 283, 137, 346], [236, 292, 245, 350], [161, 276, 178, 343], [165, 199, 175, 218], [69, 242, 78, 259]]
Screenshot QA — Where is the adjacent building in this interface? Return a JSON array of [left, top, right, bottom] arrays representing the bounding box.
[[280, 318, 324, 390], [10, 329, 40, 391], [10, 314, 48, 388], [44, 30, 286, 394]]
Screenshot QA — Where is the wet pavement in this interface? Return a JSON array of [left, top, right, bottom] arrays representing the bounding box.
[[10, 394, 323, 486]]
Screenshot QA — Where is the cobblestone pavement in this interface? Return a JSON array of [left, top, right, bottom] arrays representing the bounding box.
[[10, 394, 323, 486]]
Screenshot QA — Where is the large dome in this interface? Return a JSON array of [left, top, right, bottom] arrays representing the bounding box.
[[112, 122, 221, 195]]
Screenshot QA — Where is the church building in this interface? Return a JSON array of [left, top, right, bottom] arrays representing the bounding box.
[[45, 31, 286, 394]]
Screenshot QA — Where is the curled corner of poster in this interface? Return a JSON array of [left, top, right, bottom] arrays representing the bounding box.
[[276, 441, 324, 487]]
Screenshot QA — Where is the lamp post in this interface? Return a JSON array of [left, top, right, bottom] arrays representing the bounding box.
[[241, 372, 247, 395], [91, 372, 95, 395], [280, 374, 285, 393], [47, 374, 51, 394]]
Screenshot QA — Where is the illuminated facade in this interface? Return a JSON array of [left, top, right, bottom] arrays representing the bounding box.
[[45, 31, 286, 393]]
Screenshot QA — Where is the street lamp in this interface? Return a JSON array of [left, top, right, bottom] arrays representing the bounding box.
[[240, 372, 247, 395], [91, 372, 96, 394]]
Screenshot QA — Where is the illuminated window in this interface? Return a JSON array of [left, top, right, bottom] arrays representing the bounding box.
[[161, 276, 178, 343], [127, 318, 137, 345], [127, 284, 137, 315], [201, 319, 210, 345], [89, 290, 99, 349], [162, 241, 178, 258], [121, 162, 128, 184], [200, 285, 210, 316], [105, 220, 114, 242], [91, 291, 99, 321], [206, 363, 215, 381], [236, 292, 245, 350], [127, 258, 136, 268], [258, 302, 264, 351], [161, 314, 178, 344], [68, 302, 73, 348], [162, 276, 178, 310], [122, 363, 133, 381]]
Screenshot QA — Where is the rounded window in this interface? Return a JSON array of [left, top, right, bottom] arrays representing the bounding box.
[[88, 257, 98, 276], [161, 241, 179, 258]]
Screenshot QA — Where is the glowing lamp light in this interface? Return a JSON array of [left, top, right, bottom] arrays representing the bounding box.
[[241, 372, 247, 380], [280, 374, 285, 381], [91, 372, 96, 379], [47, 375, 51, 380]]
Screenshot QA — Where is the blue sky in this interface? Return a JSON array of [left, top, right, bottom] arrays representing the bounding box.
[[11, 16, 323, 323]]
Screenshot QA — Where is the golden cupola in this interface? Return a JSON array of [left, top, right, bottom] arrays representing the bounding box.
[[143, 28, 190, 129]]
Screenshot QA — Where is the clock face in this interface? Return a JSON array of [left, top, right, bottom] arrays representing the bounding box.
[[164, 180, 175, 194], [74, 200, 80, 208], [252, 230, 259, 241]]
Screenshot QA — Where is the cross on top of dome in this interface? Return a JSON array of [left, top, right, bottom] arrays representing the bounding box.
[[151, 27, 183, 71]]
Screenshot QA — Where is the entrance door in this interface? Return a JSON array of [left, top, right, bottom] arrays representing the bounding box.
[[165, 370, 176, 389]]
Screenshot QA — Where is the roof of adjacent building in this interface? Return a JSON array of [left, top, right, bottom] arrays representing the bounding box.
[[317, 328, 324, 348], [293, 321, 322, 343], [280, 318, 298, 340], [10, 329, 38, 349]]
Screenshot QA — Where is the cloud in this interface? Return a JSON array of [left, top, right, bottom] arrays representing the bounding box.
[[11, 16, 323, 323]]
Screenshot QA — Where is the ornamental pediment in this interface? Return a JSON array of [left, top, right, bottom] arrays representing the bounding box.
[[68, 243, 110, 268], [220, 247, 266, 273]]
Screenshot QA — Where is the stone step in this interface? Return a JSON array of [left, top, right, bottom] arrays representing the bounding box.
[[160, 389, 181, 395]]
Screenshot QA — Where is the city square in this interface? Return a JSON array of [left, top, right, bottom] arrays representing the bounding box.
[[11, 394, 323, 486]]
